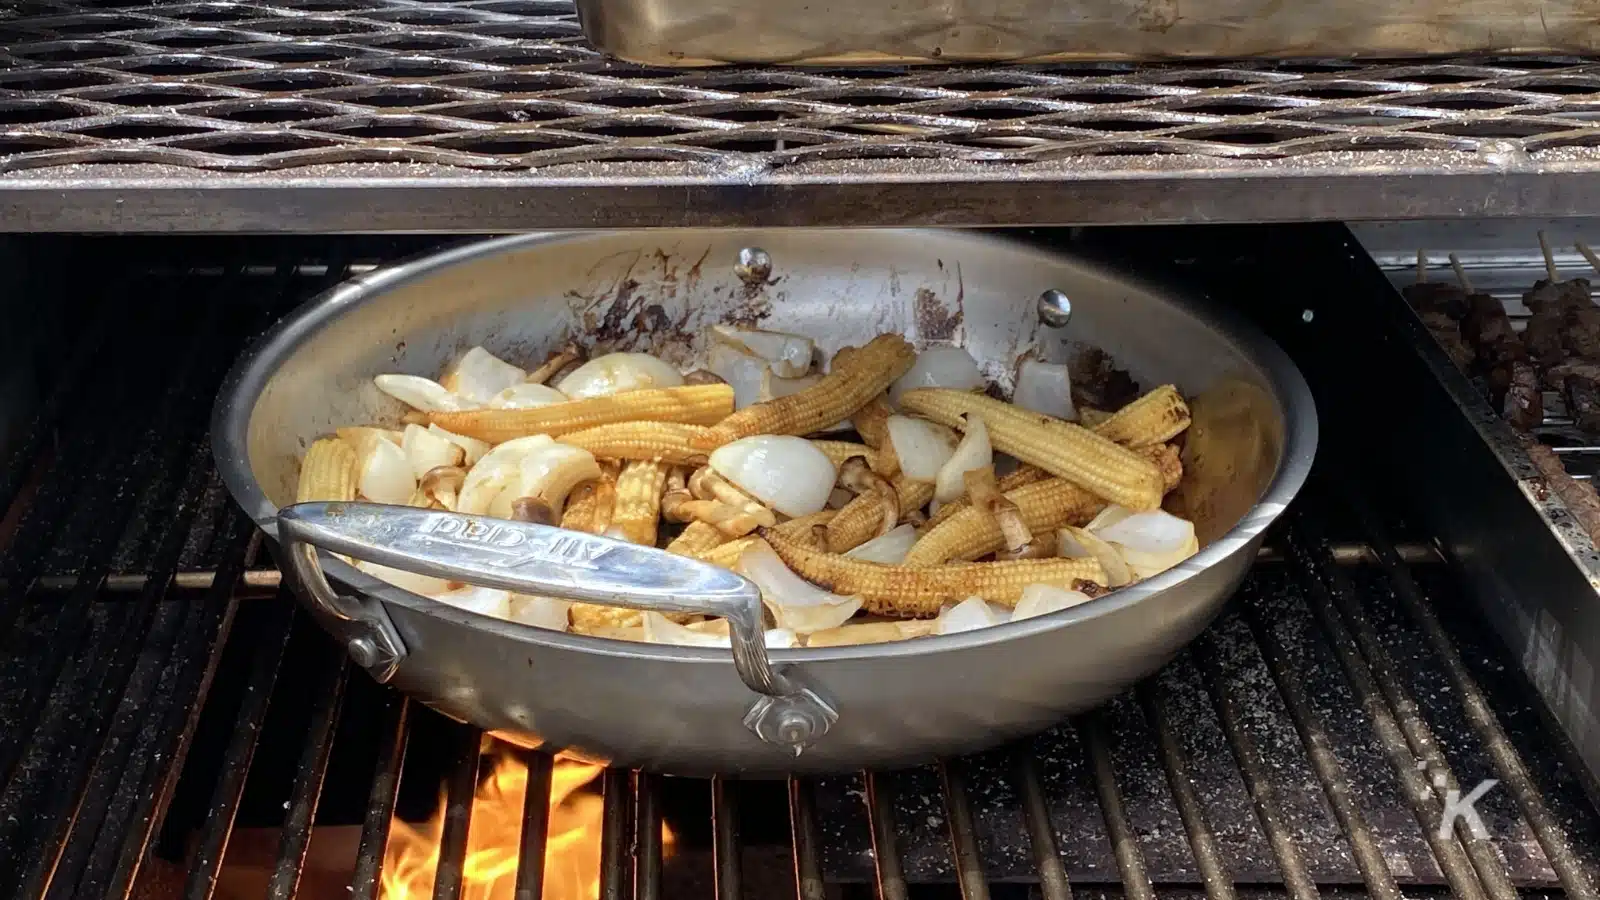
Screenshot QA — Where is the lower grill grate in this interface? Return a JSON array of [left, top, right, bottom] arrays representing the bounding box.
[[2, 235, 1599, 900]]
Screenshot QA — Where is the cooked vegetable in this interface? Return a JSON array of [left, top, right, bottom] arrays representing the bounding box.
[[558, 352, 686, 399], [696, 334, 916, 448], [901, 388, 1164, 511], [934, 415, 992, 503], [665, 520, 727, 558], [825, 476, 933, 553], [488, 383, 569, 410], [431, 384, 735, 443], [375, 374, 468, 412], [297, 437, 358, 503], [1012, 584, 1095, 620], [937, 596, 1010, 634], [738, 540, 862, 634], [441, 346, 527, 405], [845, 523, 919, 564], [1058, 526, 1132, 587], [886, 415, 957, 483], [606, 460, 670, 546], [712, 325, 814, 378], [1013, 359, 1076, 421], [890, 346, 984, 406], [709, 435, 835, 518], [558, 421, 712, 466], [1091, 384, 1190, 448]]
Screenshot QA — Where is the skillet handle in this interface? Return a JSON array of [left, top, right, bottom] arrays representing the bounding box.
[[277, 501, 837, 754]]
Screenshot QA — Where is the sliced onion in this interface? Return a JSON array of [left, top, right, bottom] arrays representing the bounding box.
[[488, 382, 569, 410], [711, 325, 814, 378], [1084, 504, 1134, 533], [401, 423, 464, 479], [889, 347, 985, 407], [356, 559, 450, 596], [431, 585, 512, 619], [1057, 526, 1132, 587], [936, 596, 1009, 635], [934, 416, 992, 503], [557, 352, 684, 399], [1014, 359, 1076, 421], [886, 416, 957, 483], [458, 434, 555, 515], [375, 374, 470, 412], [845, 523, 919, 564], [738, 541, 862, 634], [1094, 510, 1199, 579], [440, 346, 527, 405], [507, 595, 571, 631], [428, 424, 490, 465], [357, 436, 416, 505], [709, 436, 835, 518], [490, 444, 601, 519], [1013, 584, 1095, 620], [707, 343, 767, 409], [336, 426, 401, 459], [643, 612, 798, 648]]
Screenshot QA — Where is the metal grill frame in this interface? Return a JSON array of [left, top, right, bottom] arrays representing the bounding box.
[[5, 1, 1600, 229]]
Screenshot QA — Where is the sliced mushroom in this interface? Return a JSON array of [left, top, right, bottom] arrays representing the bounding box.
[[837, 455, 899, 539], [510, 496, 558, 525], [420, 465, 466, 510]]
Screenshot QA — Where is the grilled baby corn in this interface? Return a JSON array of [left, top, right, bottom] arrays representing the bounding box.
[[665, 520, 726, 558], [924, 464, 1049, 529], [900, 388, 1164, 511], [811, 440, 890, 475], [558, 422, 712, 466], [607, 460, 670, 546], [825, 476, 934, 553], [694, 335, 915, 448], [431, 384, 735, 444], [1091, 385, 1190, 448], [761, 527, 1106, 616], [852, 393, 895, 449], [297, 438, 359, 503], [904, 443, 1182, 566]]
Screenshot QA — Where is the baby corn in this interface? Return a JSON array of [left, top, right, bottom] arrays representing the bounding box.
[[924, 464, 1049, 529], [811, 440, 890, 474], [904, 443, 1181, 566], [762, 527, 1106, 616], [297, 438, 359, 503], [560, 481, 599, 532], [852, 393, 895, 449], [570, 603, 694, 633], [901, 388, 1163, 511], [695, 335, 915, 448], [608, 460, 669, 546], [666, 520, 726, 558], [772, 508, 839, 541], [581, 461, 621, 535], [1092, 385, 1190, 448], [558, 422, 712, 466], [431, 384, 735, 444], [825, 476, 934, 552], [700, 536, 758, 570]]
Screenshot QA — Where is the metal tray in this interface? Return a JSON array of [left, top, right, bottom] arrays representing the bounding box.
[[575, 0, 1600, 65]]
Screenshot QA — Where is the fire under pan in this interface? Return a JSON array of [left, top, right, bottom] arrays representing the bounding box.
[[5, 232, 1600, 900], [7, 2, 1600, 229]]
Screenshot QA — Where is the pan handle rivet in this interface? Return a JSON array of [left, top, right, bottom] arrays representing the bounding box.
[[348, 636, 379, 668], [1037, 289, 1072, 328], [735, 247, 772, 285]]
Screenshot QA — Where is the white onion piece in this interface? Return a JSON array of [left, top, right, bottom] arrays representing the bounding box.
[[738, 541, 862, 634], [401, 423, 464, 479], [356, 560, 451, 596], [937, 596, 1009, 635], [336, 426, 401, 459], [428, 424, 490, 466], [712, 325, 815, 378], [489, 444, 601, 519], [1095, 510, 1199, 579], [375, 374, 470, 412], [846, 523, 919, 564], [1084, 504, 1134, 533], [557, 352, 684, 399], [934, 416, 992, 503], [886, 416, 957, 483], [642, 612, 800, 648], [1013, 359, 1076, 421], [508, 595, 572, 631], [432, 585, 512, 619], [458, 435, 554, 515], [889, 347, 985, 407], [358, 437, 416, 505], [1013, 584, 1095, 620], [708, 343, 768, 409], [709, 436, 835, 517], [1058, 526, 1132, 587], [440, 346, 527, 405], [488, 382, 568, 410]]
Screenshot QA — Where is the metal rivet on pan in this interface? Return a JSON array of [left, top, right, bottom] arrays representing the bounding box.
[[1037, 289, 1072, 327], [347, 636, 379, 668], [735, 246, 772, 285]]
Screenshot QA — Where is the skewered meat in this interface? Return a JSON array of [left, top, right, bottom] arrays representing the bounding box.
[[1525, 437, 1600, 548], [1503, 362, 1544, 431], [1524, 276, 1593, 315], [1403, 282, 1469, 319], [1417, 310, 1475, 371], [1551, 362, 1600, 433], [1459, 292, 1527, 402]]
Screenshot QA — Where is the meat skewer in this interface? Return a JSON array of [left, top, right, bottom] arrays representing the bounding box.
[[1547, 239, 1600, 435], [1402, 249, 1475, 370], [1446, 252, 1542, 430]]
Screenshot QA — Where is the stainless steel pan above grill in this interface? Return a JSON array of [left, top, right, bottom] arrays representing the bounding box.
[[210, 230, 1315, 774]]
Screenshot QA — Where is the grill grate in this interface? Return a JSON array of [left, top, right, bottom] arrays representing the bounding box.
[[4, 235, 1600, 900], [6, 3, 1600, 228]]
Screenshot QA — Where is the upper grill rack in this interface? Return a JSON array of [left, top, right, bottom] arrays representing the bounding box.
[[6, 1, 1600, 229]]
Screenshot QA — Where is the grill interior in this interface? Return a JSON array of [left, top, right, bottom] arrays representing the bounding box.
[[4, 230, 1600, 900]]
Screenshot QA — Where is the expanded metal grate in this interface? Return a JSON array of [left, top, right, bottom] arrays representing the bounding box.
[[7, 2, 1600, 228], [6, 0, 1600, 172], [3, 234, 1600, 900]]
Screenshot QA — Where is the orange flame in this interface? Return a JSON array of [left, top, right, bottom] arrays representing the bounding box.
[[380, 743, 672, 900]]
